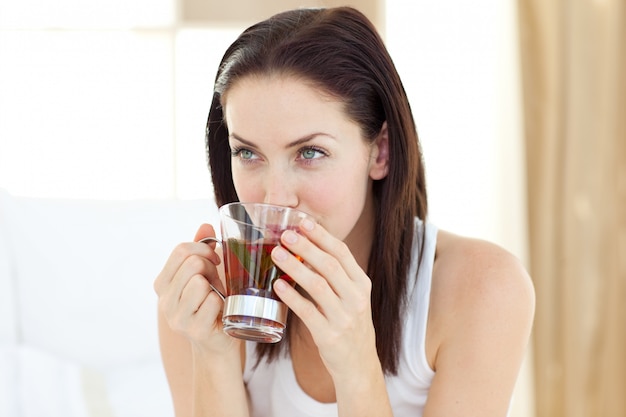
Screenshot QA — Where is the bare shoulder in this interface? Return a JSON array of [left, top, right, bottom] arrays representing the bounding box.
[[426, 229, 535, 368], [421, 230, 535, 414], [433, 230, 534, 296]]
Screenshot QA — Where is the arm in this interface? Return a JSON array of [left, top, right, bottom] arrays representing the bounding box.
[[424, 234, 535, 416], [154, 224, 249, 417], [158, 311, 248, 417]]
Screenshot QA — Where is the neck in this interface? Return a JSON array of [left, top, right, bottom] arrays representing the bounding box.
[[344, 188, 377, 271]]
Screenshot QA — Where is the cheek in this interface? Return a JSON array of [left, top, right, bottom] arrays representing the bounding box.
[[231, 169, 263, 202], [305, 171, 370, 240]]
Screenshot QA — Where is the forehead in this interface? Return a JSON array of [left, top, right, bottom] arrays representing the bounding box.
[[222, 74, 358, 140], [223, 74, 342, 111]]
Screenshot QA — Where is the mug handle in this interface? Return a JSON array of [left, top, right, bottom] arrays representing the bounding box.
[[198, 237, 226, 301]]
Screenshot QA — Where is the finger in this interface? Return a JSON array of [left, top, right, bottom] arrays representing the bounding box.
[[194, 222, 222, 266], [158, 266, 201, 321], [157, 222, 220, 291], [296, 220, 370, 288], [155, 243, 209, 292], [194, 223, 218, 245], [197, 290, 225, 332], [184, 275, 225, 331], [166, 276, 224, 337], [166, 274, 212, 331], [272, 246, 344, 320], [279, 229, 359, 300], [169, 254, 219, 301], [273, 278, 329, 334], [154, 240, 220, 295], [179, 274, 214, 316]]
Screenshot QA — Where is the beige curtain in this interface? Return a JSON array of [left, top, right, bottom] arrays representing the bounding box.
[[517, 1, 626, 417]]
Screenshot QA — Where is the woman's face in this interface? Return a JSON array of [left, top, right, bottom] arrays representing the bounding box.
[[222, 74, 388, 244]]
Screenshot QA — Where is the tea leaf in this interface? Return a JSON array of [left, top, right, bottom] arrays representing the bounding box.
[[260, 253, 279, 290], [226, 238, 287, 290], [227, 238, 252, 276]]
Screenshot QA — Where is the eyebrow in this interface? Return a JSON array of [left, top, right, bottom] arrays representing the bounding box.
[[229, 132, 336, 149]]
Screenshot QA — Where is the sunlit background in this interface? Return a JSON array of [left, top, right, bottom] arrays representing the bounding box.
[[0, 0, 534, 416], [0, 0, 526, 251]]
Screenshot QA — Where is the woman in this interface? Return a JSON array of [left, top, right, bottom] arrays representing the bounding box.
[[154, 7, 535, 417]]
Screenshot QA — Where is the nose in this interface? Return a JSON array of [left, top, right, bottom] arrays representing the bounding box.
[[262, 167, 298, 208]]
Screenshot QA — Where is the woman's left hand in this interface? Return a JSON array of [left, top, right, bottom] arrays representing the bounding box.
[[271, 218, 380, 383]]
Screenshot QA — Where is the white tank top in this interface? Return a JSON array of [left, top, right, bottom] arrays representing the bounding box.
[[243, 219, 437, 417]]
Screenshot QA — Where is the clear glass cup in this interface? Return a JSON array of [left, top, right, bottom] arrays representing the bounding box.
[[216, 202, 314, 343]]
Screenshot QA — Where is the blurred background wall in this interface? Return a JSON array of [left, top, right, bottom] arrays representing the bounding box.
[[1, 0, 623, 416]]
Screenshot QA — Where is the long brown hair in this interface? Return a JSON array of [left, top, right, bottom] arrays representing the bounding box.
[[206, 7, 427, 375]]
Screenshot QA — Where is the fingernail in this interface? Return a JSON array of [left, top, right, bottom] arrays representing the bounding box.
[[282, 230, 298, 244], [273, 246, 288, 261], [274, 279, 287, 292], [301, 218, 315, 231]]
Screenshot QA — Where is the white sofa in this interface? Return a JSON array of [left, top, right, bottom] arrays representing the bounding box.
[[0, 189, 220, 417]]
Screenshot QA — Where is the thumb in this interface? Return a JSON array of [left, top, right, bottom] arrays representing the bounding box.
[[194, 223, 218, 242]]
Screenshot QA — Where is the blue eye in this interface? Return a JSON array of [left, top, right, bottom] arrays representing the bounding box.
[[299, 147, 326, 160], [231, 147, 258, 161], [239, 149, 255, 159], [301, 149, 317, 159]]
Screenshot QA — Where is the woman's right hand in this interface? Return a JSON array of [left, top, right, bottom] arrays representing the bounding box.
[[153, 223, 236, 353]]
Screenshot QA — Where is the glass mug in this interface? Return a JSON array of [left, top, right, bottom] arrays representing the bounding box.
[[201, 202, 315, 343]]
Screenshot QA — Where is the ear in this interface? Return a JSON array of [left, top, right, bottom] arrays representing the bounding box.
[[369, 121, 390, 180]]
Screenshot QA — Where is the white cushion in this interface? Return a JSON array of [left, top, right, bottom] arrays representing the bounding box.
[[104, 360, 174, 417], [15, 345, 90, 417], [2, 344, 174, 417], [0, 346, 19, 417], [0, 190, 18, 345], [1, 191, 220, 416], [5, 195, 218, 369]]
